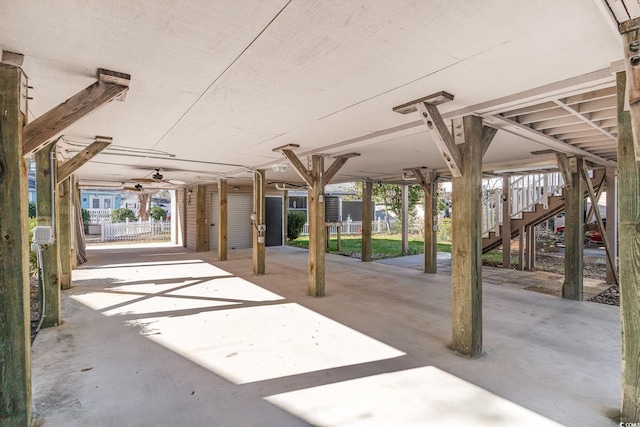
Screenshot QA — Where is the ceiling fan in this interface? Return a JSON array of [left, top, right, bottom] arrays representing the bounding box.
[[122, 183, 157, 194], [129, 168, 185, 188]]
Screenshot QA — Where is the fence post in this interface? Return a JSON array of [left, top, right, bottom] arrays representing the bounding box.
[[101, 222, 105, 242]]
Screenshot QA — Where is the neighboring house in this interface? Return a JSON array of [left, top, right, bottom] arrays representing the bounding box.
[[80, 189, 122, 210], [28, 168, 36, 204]]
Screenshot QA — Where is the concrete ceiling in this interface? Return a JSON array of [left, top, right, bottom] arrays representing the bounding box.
[[0, 0, 625, 189]]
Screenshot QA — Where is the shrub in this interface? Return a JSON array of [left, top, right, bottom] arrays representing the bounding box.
[[28, 218, 38, 275], [110, 207, 136, 223], [81, 208, 91, 231], [287, 211, 307, 241], [150, 206, 167, 221], [28, 202, 36, 218], [437, 217, 452, 243]]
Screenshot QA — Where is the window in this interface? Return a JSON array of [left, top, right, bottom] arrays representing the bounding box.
[[104, 199, 112, 209], [92, 199, 100, 208]]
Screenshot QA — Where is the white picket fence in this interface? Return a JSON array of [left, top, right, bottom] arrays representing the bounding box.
[[301, 219, 386, 236], [101, 219, 171, 242]]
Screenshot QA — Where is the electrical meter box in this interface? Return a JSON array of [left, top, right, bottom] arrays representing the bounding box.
[[32, 226, 54, 245]]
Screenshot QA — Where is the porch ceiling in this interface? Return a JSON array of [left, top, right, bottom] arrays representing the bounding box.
[[0, 0, 625, 189]]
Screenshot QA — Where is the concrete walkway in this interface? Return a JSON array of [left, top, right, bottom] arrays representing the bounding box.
[[32, 243, 620, 426]]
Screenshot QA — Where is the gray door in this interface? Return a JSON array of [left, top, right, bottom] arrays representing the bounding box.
[[265, 196, 283, 246]]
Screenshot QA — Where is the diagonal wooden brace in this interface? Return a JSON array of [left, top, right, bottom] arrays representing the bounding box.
[[57, 136, 112, 183], [416, 102, 463, 177], [23, 69, 129, 157]]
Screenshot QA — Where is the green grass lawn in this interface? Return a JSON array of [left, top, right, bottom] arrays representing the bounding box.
[[288, 234, 451, 258]]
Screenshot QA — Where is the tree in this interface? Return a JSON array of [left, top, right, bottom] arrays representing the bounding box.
[[137, 193, 150, 220], [352, 182, 422, 232]]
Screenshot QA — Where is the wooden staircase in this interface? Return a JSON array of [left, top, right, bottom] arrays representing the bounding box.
[[481, 170, 604, 254]]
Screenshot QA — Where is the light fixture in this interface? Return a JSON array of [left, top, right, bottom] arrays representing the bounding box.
[[271, 163, 288, 173]]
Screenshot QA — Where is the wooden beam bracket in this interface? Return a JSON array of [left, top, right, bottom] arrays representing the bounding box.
[[22, 68, 130, 157], [280, 149, 313, 187], [620, 20, 640, 160], [417, 102, 463, 177]]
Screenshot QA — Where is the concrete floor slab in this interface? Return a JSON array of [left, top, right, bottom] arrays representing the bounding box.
[[32, 243, 620, 426]]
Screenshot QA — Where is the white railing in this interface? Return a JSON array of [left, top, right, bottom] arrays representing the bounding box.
[[101, 219, 171, 242], [482, 172, 564, 236], [300, 219, 385, 236]]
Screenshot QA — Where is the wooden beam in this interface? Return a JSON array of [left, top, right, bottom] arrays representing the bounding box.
[[308, 155, 325, 295], [57, 137, 112, 183], [481, 126, 497, 158], [617, 69, 640, 422], [451, 115, 484, 358], [562, 157, 584, 300], [35, 143, 61, 327], [281, 149, 313, 187], [620, 18, 640, 160], [417, 102, 463, 177], [181, 188, 188, 247], [58, 178, 72, 290], [361, 179, 373, 263], [22, 69, 129, 157], [392, 91, 454, 114], [283, 190, 289, 244], [0, 63, 32, 426], [218, 179, 228, 261], [253, 170, 266, 275], [580, 164, 618, 285]]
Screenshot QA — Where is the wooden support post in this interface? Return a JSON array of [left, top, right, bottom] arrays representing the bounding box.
[[253, 170, 266, 275], [0, 63, 32, 426], [401, 185, 409, 255], [195, 185, 206, 252], [70, 177, 78, 270], [562, 157, 584, 300], [283, 190, 289, 244], [35, 143, 61, 327], [218, 179, 228, 261], [451, 115, 484, 358], [502, 176, 512, 269], [617, 70, 640, 422], [181, 188, 188, 247], [308, 156, 325, 295], [336, 224, 341, 251], [620, 19, 640, 161], [362, 180, 373, 262], [518, 227, 525, 271], [605, 167, 618, 284], [525, 224, 536, 271], [58, 177, 72, 290], [276, 147, 355, 295], [411, 169, 437, 273]]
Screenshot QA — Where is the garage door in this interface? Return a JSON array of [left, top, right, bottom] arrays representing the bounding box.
[[210, 193, 253, 250]]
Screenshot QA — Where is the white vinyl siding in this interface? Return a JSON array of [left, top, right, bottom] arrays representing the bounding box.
[[210, 193, 252, 250]]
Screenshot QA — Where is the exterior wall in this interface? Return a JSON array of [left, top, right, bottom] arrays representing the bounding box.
[[181, 183, 283, 251], [80, 190, 122, 209]]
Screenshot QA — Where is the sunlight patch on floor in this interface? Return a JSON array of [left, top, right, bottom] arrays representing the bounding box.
[[266, 366, 563, 427], [132, 302, 405, 384]]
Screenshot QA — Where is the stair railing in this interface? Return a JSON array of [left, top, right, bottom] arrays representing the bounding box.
[[482, 172, 564, 236]]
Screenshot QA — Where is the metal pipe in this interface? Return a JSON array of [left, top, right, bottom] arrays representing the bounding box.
[[50, 144, 56, 241]]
